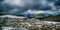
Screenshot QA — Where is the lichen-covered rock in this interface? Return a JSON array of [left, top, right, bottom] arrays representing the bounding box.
[[0, 15, 60, 30]]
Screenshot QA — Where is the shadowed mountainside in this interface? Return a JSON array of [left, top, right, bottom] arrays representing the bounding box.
[[42, 16, 60, 22]]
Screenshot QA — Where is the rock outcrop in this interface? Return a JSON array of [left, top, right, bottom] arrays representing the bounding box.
[[0, 15, 60, 30]]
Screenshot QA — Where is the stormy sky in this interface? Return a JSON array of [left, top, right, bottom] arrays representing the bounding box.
[[0, 0, 60, 16]]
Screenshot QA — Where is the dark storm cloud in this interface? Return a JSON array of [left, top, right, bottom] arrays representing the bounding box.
[[0, 0, 60, 16], [55, 0, 60, 6]]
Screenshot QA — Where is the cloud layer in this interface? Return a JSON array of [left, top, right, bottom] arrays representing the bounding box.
[[0, 0, 60, 16]]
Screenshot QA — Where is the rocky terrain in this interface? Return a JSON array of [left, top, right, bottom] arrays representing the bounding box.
[[0, 15, 60, 30]]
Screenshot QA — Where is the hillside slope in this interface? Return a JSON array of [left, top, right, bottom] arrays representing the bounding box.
[[42, 16, 60, 22]]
